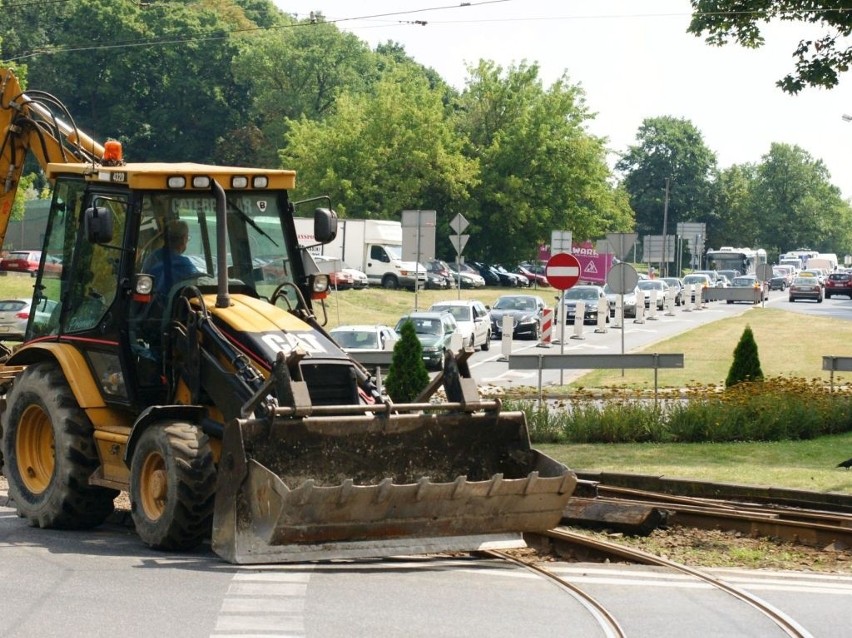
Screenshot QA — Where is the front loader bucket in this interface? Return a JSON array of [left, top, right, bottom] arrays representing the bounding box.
[[211, 406, 576, 563]]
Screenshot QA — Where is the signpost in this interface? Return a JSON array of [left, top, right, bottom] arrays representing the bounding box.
[[606, 262, 640, 373], [546, 252, 581, 385], [450, 213, 469, 300]]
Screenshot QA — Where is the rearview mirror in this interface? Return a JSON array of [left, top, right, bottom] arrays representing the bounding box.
[[314, 207, 338, 244], [84, 206, 114, 243]]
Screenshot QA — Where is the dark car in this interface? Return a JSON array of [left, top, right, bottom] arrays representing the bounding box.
[[493, 265, 529, 287], [470, 262, 502, 286], [824, 272, 852, 299], [425, 259, 456, 289], [489, 294, 547, 339], [768, 273, 788, 291], [395, 311, 460, 369], [561, 285, 608, 324]]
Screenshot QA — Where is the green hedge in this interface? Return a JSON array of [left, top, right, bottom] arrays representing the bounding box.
[[506, 377, 852, 444]]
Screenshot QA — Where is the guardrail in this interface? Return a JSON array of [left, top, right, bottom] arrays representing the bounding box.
[[508, 353, 684, 408], [822, 356, 852, 392]]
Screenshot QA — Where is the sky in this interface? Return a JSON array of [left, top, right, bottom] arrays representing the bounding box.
[[275, 0, 852, 200]]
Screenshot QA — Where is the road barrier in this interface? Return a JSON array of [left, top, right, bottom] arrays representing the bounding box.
[[647, 290, 659, 321], [570, 301, 586, 340], [634, 291, 646, 324], [595, 297, 608, 333], [538, 308, 553, 347], [509, 352, 685, 408]]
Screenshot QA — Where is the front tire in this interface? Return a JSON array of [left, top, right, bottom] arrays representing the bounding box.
[[130, 422, 216, 551], [481, 331, 491, 351], [2, 362, 117, 529], [382, 275, 399, 290]]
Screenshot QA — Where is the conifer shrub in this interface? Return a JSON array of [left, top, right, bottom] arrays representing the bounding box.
[[725, 324, 763, 388], [386, 320, 430, 402]]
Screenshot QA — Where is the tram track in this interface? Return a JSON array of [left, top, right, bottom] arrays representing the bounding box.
[[509, 528, 817, 638], [566, 474, 852, 550]]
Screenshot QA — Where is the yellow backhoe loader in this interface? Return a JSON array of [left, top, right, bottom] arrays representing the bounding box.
[[0, 67, 576, 563]]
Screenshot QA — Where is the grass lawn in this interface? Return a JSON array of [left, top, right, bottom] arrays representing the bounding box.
[[539, 432, 852, 494]]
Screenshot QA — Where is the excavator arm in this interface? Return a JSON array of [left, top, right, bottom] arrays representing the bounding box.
[[0, 67, 104, 249]]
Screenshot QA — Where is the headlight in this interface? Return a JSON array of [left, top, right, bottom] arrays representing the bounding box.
[[312, 274, 329, 293]]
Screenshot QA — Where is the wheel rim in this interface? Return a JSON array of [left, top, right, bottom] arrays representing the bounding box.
[[138, 450, 168, 521], [16, 404, 55, 494]]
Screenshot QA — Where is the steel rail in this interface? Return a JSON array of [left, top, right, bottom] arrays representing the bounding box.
[[484, 549, 626, 638], [541, 528, 815, 638]]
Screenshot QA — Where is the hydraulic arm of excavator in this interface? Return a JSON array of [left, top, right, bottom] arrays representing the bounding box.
[[0, 67, 104, 249]]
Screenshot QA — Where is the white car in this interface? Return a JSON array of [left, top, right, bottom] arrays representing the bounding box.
[[428, 299, 491, 350], [329, 324, 398, 351]]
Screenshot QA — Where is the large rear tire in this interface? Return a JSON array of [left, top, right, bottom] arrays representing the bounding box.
[[130, 422, 216, 551], [1, 362, 117, 529]]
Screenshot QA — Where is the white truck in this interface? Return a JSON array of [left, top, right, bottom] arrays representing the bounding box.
[[294, 217, 427, 290]]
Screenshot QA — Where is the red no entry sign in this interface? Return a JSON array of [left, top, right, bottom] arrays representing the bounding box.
[[545, 252, 581, 290]]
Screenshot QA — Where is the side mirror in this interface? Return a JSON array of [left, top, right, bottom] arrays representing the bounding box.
[[85, 206, 114, 243], [314, 207, 338, 244]]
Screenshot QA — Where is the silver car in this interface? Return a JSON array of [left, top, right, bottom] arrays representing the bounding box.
[[0, 297, 58, 340]]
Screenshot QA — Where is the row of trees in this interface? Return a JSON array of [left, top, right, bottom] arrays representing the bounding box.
[[2, 0, 852, 264]]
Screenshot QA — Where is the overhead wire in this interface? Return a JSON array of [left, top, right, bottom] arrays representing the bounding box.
[[4, 0, 852, 61]]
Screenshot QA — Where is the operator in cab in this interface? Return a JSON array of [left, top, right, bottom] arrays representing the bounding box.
[[142, 219, 201, 295]]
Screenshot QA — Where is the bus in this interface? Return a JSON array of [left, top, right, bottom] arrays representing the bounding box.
[[705, 246, 767, 277]]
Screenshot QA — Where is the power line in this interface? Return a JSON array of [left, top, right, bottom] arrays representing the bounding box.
[[5, 0, 852, 61]]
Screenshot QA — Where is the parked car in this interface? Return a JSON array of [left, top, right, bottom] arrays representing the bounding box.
[[329, 324, 398, 351], [493, 265, 529, 287], [660, 277, 684, 306], [561, 285, 608, 325], [447, 262, 486, 289], [0, 250, 62, 276], [515, 264, 550, 287], [488, 294, 548, 339], [469, 262, 502, 286], [425, 270, 450, 290], [637, 279, 669, 309], [824, 272, 852, 299], [425, 259, 456, 289], [428, 299, 491, 350], [0, 297, 58, 340], [602, 283, 639, 318], [395, 311, 460, 369], [789, 276, 823, 303], [340, 262, 369, 289]]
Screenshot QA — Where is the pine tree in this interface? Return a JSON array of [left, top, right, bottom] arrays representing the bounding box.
[[725, 324, 763, 388], [386, 320, 430, 402]]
